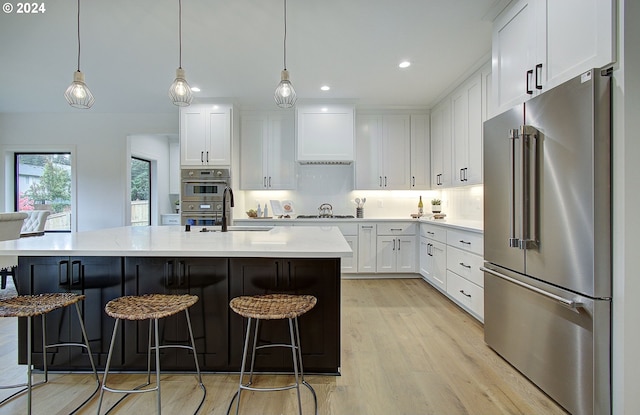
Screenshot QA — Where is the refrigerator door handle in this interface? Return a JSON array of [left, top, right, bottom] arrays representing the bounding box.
[[481, 267, 584, 312], [508, 128, 520, 248], [520, 125, 540, 250]]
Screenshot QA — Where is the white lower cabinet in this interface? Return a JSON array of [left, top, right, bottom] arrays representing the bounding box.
[[357, 224, 377, 273], [419, 236, 447, 291], [376, 223, 416, 273], [419, 222, 484, 321]]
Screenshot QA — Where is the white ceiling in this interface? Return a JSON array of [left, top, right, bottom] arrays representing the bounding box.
[[0, 0, 505, 113]]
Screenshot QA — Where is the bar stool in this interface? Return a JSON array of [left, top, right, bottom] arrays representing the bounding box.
[[97, 294, 205, 415], [0, 293, 99, 415], [227, 294, 318, 415]]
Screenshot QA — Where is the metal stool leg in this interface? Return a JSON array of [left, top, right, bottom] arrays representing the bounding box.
[[184, 308, 207, 413], [288, 318, 303, 415], [97, 318, 120, 414], [294, 317, 318, 415]]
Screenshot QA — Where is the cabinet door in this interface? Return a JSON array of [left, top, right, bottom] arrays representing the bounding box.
[[341, 235, 358, 273], [544, 0, 615, 90], [229, 258, 340, 373], [410, 114, 430, 189], [69, 257, 122, 368], [355, 114, 383, 189], [422, 240, 447, 291], [430, 100, 452, 188], [419, 237, 429, 277], [492, 0, 541, 113], [382, 115, 411, 189], [206, 106, 232, 165], [396, 237, 416, 272], [240, 114, 268, 189], [180, 108, 208, 165], [357, 224, 377, 272], [181, 258, 229, 368], [296, 104, 354, 163], [452, 74, 483, 185], [267, 112, 296, 189], [376, 236, 396, 272], [16, 256, 122, 369]]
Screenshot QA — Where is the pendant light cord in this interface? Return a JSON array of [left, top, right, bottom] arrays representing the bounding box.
[[283, 0, 287, 70], [178, 0, 183, 69], [76, 0, 81, 71]]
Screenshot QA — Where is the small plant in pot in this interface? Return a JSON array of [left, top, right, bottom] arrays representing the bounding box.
[[431, 199, 442, 213], [174, 200, 180, 213]]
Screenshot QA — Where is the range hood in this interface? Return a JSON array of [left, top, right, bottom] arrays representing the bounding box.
[[296, 104, 355, 165]]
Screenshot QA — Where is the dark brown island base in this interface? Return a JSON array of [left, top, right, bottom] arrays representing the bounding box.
[[1, 225, 350, 375], [15, 256, 340, 374]]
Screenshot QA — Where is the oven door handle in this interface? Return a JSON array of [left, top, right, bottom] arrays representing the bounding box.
[[182, 180, 228, 184]]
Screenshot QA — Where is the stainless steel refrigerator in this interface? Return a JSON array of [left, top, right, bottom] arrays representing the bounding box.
[[482, 69, 611, 415]]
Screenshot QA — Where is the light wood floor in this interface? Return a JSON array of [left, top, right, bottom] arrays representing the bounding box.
[[0, 279, 567, 414]]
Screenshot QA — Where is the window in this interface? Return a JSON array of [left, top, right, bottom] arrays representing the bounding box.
[[14, 153, 72, 232], [131, 157, 151, 226]]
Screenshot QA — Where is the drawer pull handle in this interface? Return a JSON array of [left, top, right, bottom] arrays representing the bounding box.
[[459, 290, 471, 298], [427, 231, 435, 235], [459, 240, 471, 245], [459, 262, 471, 269]]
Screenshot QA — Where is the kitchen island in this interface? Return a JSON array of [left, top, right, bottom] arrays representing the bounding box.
[[1, 225, 351, 374]]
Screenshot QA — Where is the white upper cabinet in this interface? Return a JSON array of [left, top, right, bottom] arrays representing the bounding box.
[[430, 99, 452, 188], [180, 103, 232, 166], [492, 0, 615, 114], [296, 104, 354, 164], [410, 114, 430, 190], [240, 111, 295, 190], [452, 72, 483, 186], [355, 112, 425, 190]]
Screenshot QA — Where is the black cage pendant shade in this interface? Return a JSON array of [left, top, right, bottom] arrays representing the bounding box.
[[169, 0, 193, 106], [274, 0, 296, 108], [64, 0, 94, 109]]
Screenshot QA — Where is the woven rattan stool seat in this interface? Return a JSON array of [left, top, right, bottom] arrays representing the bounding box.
[[104, 294, 198, 321], [230, 294, 317, 320], [0, 293, 85, 318]]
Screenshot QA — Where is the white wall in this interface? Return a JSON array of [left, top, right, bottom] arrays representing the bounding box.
[[130, 133, 178, 225], [0, 113, 177, 231], [611, 0, 640, 413]]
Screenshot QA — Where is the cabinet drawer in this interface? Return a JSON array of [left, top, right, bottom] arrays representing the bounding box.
[[161, 214, 180, 225], [377, 222, 416, 235], [335, 222, 358, 236], [447, 229, 483, 255], [446, 270, 484, 320], [420, 223, 446, 243], [446, 246, 484, 287]]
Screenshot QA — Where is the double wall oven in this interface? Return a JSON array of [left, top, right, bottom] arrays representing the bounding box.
[[180, 168, 230, 226]]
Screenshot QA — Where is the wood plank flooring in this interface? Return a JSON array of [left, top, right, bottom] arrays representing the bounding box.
[[0, 279, 567, 414]]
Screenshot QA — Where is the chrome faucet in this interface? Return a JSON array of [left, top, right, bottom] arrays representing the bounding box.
[[221, 185, 234, 232]]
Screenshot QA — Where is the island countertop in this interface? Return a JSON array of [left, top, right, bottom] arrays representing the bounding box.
[[0, 225, 353, 258]]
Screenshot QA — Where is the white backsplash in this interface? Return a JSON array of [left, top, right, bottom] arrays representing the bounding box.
[[235, 165, 483, 222]]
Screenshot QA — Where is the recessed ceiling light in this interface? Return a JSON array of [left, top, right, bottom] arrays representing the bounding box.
[[399, 61, 411, 69], [191, 87, 201, 92], [321, 85, 330, 91]]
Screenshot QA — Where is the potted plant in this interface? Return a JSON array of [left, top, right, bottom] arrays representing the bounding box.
[[431, 199, 442, 213], [174, 200, 180, 214]]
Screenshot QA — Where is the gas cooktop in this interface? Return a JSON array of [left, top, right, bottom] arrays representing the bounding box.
[[296, 215, 355, 219]]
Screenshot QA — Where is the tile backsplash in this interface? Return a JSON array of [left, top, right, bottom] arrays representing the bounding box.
[[235, 165, 483, 222]]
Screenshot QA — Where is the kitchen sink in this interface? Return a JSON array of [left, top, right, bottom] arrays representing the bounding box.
[[198, 226, 273, 232]]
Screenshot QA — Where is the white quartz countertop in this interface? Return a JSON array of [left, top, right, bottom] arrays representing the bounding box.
[[0, 225, 353, 258], [235, 217, 484, 233]]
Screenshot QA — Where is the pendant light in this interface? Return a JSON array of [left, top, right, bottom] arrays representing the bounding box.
[[169, 0, 193, 106], [274, 0, 296, 108], [64, 0, 94, 109]]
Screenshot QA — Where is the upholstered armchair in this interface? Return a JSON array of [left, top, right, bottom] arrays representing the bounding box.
[[0, 212, 28, 290], [20, 210, 50, 236]]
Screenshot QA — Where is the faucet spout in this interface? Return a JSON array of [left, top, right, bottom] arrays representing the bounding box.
[[221, 186, 234, 232]]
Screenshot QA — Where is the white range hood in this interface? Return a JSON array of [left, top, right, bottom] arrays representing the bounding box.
[[296, 104, 355, 165]]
